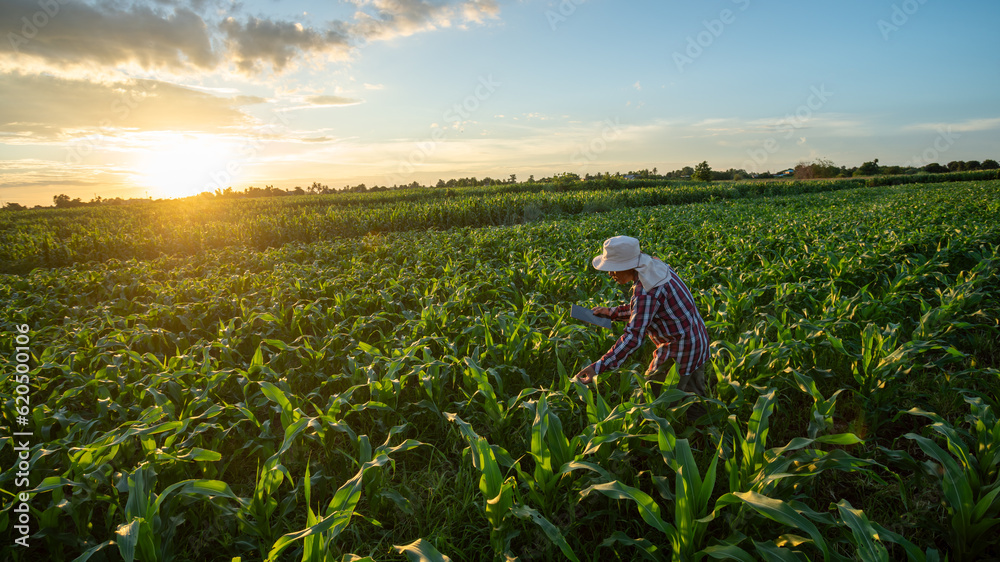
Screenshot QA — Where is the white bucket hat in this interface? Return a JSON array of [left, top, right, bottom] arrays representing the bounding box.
[[592, 236, 642, 271], [592, 236, 673, 289]]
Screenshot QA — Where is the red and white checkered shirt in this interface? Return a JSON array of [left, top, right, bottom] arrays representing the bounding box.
[[590, 265, 710, 378]]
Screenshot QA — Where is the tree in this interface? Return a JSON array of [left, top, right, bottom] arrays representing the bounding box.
[[855, 159, 880, 176], [53, 194, 84, 208], [307, 181, 328, 194], [692, 161, 712, 182], [982, 159, 999, 170], [924, 162, 948, 174], [947, 161, 964, 172], [551, 172, 580, 191], [965, 160, 982, 171], [796, 158, 839, 179]]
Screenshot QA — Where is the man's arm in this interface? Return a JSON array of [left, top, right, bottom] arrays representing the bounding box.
[[576, 290, 658, 382], [592, 303, 632, 321], [575, 363, 596, 384]]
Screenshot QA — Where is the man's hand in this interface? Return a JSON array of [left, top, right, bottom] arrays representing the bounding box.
[[591, 306, 613, 319], [575, 364, 596, 384]]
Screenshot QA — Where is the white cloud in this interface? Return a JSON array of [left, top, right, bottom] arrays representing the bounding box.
[[278, 94, 365, 111], [305, 95, 364, 106], [1, 0, 501, 77], [904, 117, 1000, 133], [0, 74, 257, 142], [349, 0, 499, 42], [220, 16, 352, 74], [1, 0, 218, 72], [462, 0, 500, 24]]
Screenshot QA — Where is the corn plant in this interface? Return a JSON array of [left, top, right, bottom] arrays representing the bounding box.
[[444, 413, 517, 555], [710, 490, 837, 560], [70, 463, 243, 562], [827, 323, 905, 400], [834, 499, 939, 562], [727, 386, 870, 493], [725, 387, 778, 495], [267, 449, 407, 561], [586, 408, 722, 560], [892, 397, 1000, 561], [237, 460, 292, 559], [292, 462, 382, 562], [461, 356, 506, 423], [704, 495, 939, 561], [790, 370, 845, 439], [509, 503, 580, 562], [516, 394, 582, 513]]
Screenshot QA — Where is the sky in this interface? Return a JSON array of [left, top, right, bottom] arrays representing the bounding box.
[[1, 0, 999, 206]]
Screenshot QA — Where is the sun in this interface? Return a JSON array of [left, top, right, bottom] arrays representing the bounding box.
[[132, 134, 238, 199]]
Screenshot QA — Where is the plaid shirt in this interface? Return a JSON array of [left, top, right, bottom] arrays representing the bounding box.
[[591, 265, 710, 378]]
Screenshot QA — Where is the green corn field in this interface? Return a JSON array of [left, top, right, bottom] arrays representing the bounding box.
[[1, 178, 999, 561]]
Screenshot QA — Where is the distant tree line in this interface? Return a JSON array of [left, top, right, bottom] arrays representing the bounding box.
[[5, 157, 998, 210], [649, 158, 1000, 183], [4, 193, 143, 211], [791, 158, 999, 180]]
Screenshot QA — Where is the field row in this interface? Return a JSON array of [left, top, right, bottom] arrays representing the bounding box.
[[0, 178, 910, 275]]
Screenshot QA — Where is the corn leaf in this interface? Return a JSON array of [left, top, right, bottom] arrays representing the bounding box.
[[836, 500, 888, 562], [582, 481, 677, 538], [268, 455, 391, 560], [510, 503, 580, 562], [727, 491, 829, 560], [392, 538, 453, 562]]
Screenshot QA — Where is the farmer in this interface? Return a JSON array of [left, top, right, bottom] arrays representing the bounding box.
[[575, 236, 711, 408]]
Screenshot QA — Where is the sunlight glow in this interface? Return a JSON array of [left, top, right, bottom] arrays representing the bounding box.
[[132, 134, 238, 199]]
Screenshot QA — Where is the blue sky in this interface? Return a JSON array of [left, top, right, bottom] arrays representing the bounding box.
[[1, 0, 998, 205]]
